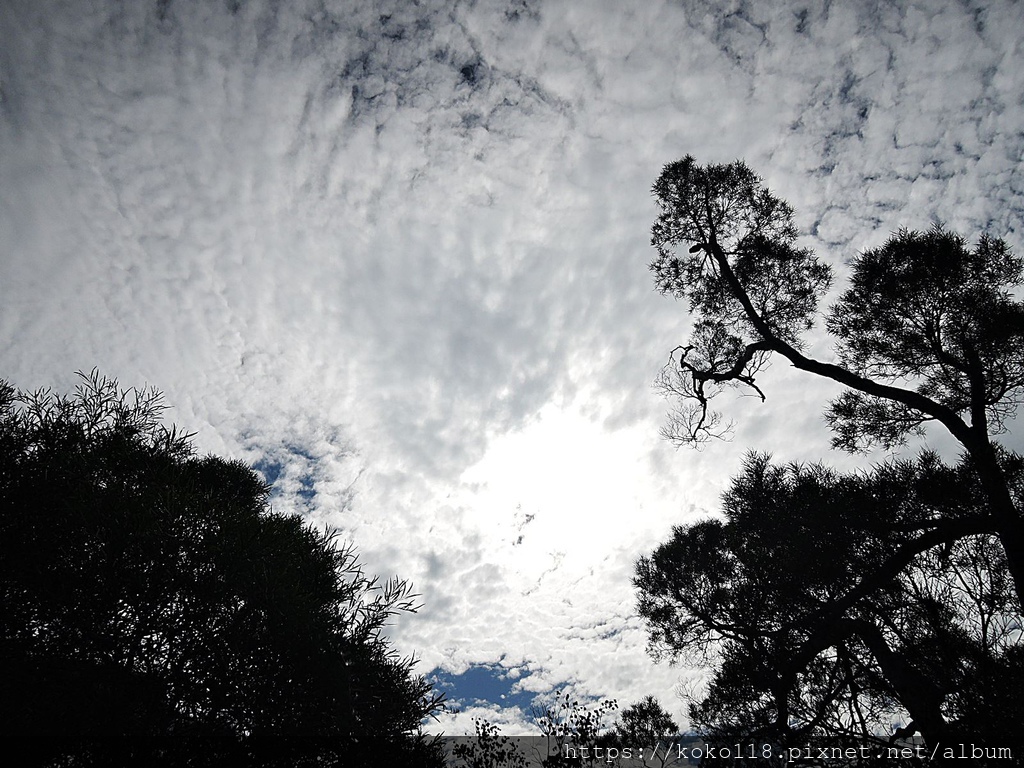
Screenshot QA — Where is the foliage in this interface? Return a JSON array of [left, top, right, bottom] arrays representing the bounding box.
[[649, 156, 1024, 458], [534, 690, 618, 767], [615, 696, 677, 745], [644, 156, 1024, 757], [651, 157, 831, 349], [0, 371, 445, 767], [650, 156, 832, 443], [636, 453, 1024, 761], [649, 156, 1024, 597], [612, 696, 682, 768], [459, 695, 686, 768], [825, 227, 1024, 451], [451, 718, 528, 768]]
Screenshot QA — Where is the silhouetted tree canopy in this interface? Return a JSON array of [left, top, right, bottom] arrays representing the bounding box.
[[636, 454, 1024, 761], [612, 696, 681, 768], [826, 228, 1024, 452], [0, 371, 445, 767], [650, 155, 1024, 608], [642, 157, 1024, 760]]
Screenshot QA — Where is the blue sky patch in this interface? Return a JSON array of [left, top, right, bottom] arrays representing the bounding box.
[[429, 663, 537, 714]]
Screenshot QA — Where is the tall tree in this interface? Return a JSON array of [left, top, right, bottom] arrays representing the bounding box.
[[635, 454, 1024, 759], [649, 156, 1024, 609], [613, 696, 682, 768], [642, 157, 1024, 758], [0, 371, 445, 767]]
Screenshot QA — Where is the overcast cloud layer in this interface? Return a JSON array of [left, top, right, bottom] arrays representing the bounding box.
[[2, 0, 1023, 733]]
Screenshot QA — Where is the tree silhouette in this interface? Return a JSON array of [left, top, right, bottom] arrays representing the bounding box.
[[649, 157, 1024, 604], [457, 695, 687, 768], [0, 371, 445, 767], [636, 453, 1024, 761], [451, 718, 528, 768], [643, 157, 1024, 758], [613, 696, 682, 768], [533, 690, 618, 767]]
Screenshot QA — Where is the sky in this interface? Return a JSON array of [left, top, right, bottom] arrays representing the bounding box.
[[2, 0, 1023, 736]]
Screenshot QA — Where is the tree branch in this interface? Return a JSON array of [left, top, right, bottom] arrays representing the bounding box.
[[794, 517, 996, 658], [705, 239, 978, 449]]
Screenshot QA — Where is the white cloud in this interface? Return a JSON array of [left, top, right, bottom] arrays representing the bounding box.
[[2, 0, 1022, 734]]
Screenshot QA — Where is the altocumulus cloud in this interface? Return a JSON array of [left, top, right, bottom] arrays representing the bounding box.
[[1, 0, 1022, 734]]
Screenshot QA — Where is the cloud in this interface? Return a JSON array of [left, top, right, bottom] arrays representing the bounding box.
[[2, 0, 1022, 733]]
